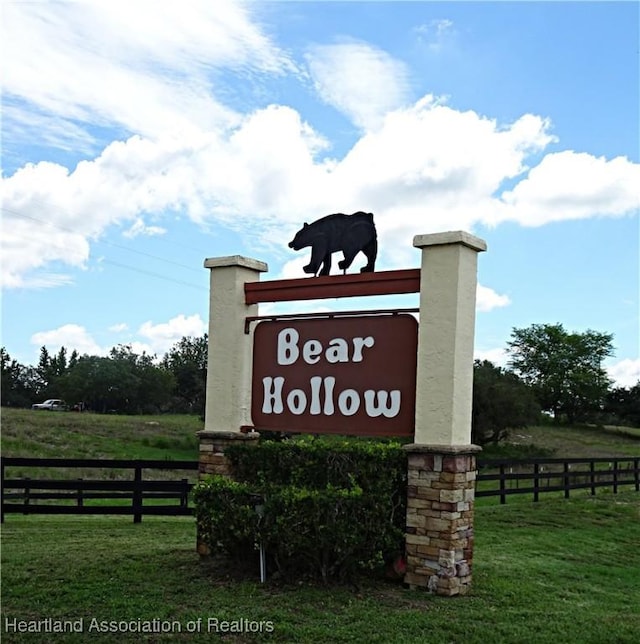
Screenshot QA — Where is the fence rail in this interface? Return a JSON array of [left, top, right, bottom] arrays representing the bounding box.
[[2, 455, 638, 521], [1, 457, 199, 522], [476, 456, 640, 504]]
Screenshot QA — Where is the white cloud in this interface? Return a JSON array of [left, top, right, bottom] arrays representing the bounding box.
[[31, 324, 104, 357], [476, 284, 511, 312], [496, 151, 640, 226], [2, 10, 639, 290], [137, 314, 207, 355], [474, 347, 509, 367], [305, 41, 411, 130], [277, 257, 315, 280], [2, 0, 293, 147], [606, 358, 640, 388], [4, 95, 637, 288], [414, 19, 456, 53], [123, 219, 167, 239], [28, 314, 207, 361]]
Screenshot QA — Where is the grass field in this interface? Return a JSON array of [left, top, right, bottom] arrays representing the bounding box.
[[2, 408, 639, 463], [502, 422, 640, 458], [2, 491, 639, 643], [0, 408, 201, 462]]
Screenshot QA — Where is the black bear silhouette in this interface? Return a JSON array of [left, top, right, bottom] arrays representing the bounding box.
[[288, 211, 378, 276]]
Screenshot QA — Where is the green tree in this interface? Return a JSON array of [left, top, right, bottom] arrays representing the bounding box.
[[50, 347, 68, 377], [161, 335, 208, 414], [58, 349, 173, 414], [605, 382, 640, 427], [57, 355, 120, 412], [106, 345, 175, 413], [506, 323, 614, 424], [68, 349, 79, 370], [33, 346, 76, 400], [35, 346, 52, 395], [472, 360, 540, 445], [1, 347, 38, 407]]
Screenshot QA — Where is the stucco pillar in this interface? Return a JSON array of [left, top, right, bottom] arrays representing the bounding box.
[[412, 231, 487, 446], [404, 231, 486, 595], [198, 256, 266, 557], [202, 255, 267, 434]]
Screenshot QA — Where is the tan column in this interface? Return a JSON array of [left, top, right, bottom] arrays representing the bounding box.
[[198, 256, 266, 557], [413, 231, 487, 446], [202, 256, 267, 433], [405, 231, 486, 595]]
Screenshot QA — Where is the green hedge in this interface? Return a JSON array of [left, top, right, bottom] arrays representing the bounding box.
[[192, 436, 407, 582]]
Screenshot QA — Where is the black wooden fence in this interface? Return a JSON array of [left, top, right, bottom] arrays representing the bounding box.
[[477, 456, 640, 504], [1, 457, 198, 523], [2, 455, 638, 521]]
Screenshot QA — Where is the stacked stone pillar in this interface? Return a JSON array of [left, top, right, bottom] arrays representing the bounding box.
[[405, 232, 486, 595], [405, 445, 480, 594]]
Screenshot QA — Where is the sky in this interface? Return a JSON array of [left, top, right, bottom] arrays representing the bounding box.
[[1, 0, 639, 387]]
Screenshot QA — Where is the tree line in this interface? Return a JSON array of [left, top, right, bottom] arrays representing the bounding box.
[[1, 336, 207, 415], [1, 323, 638, 442], [472, 323, 639, 443]]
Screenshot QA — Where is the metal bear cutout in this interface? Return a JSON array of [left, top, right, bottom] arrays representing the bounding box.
[[288, 211, 378, 276]]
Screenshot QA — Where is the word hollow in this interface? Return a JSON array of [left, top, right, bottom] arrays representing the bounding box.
[[261, 375, 401, 418]]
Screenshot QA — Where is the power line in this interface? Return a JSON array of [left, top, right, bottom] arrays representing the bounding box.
[[100, 259, 207, 292], [3, 208, 209, 291], [3, 207, 204, 274]]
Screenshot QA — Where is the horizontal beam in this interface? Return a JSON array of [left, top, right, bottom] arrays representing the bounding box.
[[1, 457, 198, 469], [244, 268, 421, 304]]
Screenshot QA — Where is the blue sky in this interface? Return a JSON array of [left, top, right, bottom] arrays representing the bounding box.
[[2, 1, 639, 386]]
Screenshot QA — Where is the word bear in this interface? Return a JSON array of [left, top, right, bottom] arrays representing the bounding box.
[[288, 211, 377, 276], [275, 327, 375, 365]]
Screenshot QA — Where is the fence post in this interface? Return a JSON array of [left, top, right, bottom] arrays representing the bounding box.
[[133, 466, 143, 524], [635, 458, 639, 493], [23, 478, 31, 515], [533, 463, 540, 502], [590, 461, 596, 496], [76, 478, 84, 508], [613, 460, 618, 494], [180, 479, 189, 509], [1, 459, 4, 523], [563, 462, 570, 499]]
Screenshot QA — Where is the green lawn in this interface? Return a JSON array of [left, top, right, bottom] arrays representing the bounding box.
[[0, 408, 201, 462], [3, 408, 638, 465], [2, 491, 639, 643]]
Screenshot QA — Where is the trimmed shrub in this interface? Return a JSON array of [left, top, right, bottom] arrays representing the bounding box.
[[192, 436, 407, 582], [192, 476, 261, 559]]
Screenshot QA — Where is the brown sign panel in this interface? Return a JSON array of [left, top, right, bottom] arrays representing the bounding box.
[[251, 315, 418, 437]]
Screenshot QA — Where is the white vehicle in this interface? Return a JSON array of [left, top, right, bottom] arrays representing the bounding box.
[[31, 399, 66, 411]]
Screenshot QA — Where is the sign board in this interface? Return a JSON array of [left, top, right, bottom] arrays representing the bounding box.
[[251, 315, 418, 437]]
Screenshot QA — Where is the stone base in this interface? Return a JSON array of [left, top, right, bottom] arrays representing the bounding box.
[[197, 429, 260, 478], [403, 444, 481, 596], [196, 429, 260, 556]]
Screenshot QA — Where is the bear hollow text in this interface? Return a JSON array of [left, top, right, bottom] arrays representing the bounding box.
[[251, 315, 417, 437]]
